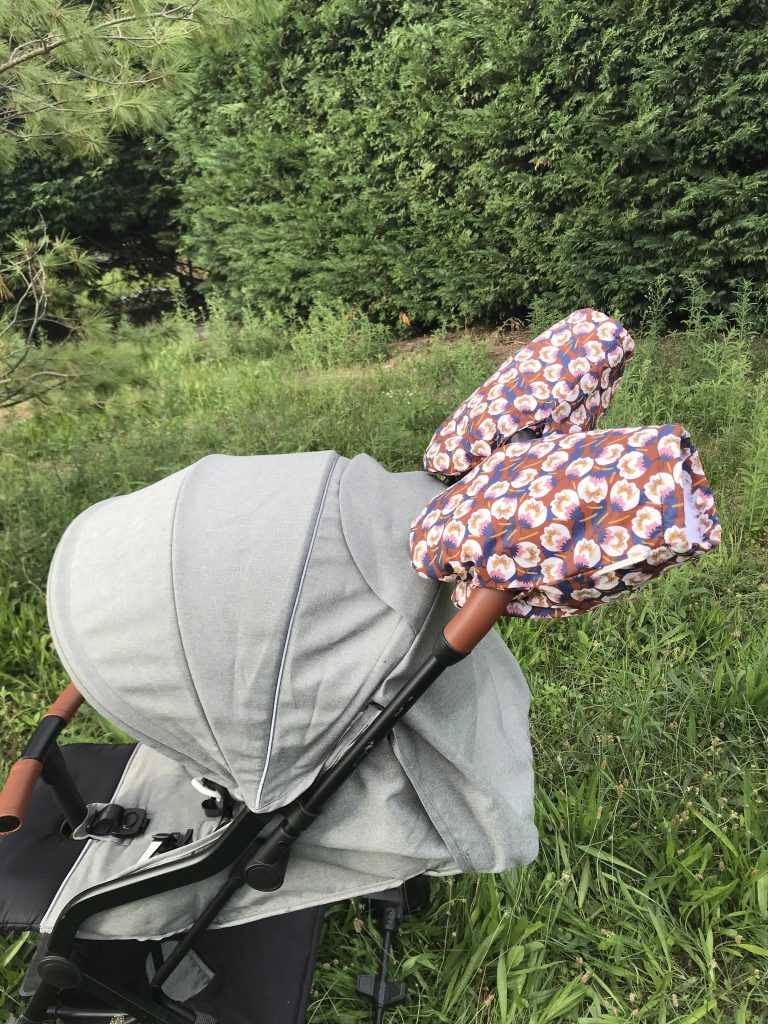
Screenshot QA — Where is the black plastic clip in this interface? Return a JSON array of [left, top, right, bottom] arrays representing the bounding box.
[[356, 890, 408, 1022], [83, 803, 149, 838], [138, 829, 194, 863], [153, 830, 193, 854], [355, 975, 407, 1013], [193, 778, 234, 822]]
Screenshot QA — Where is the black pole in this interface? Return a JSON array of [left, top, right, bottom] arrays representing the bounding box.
[[41, 744, 88, 833], [243, 634, 465, 891], [149, 872, 244, 992], [306, 634, 463, 811], [18, 980, 59, 1024], [373, 926, 395, 1024], [49, 1012, 136, 1023]]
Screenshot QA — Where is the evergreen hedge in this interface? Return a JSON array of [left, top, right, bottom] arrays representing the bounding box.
[[1, 140, 179, 290], [172, 0, 768, 326]]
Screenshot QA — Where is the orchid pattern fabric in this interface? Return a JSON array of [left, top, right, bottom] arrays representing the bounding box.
[[411, 424, 720, 618], [424, 309, 635, 482]]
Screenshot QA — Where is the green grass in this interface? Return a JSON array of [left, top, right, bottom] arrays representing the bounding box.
[[1, 304, 767, 1022]]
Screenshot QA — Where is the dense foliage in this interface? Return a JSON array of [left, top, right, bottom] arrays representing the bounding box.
[[0, 0, 264, 168], [172, 0, 768, 326], [0, 142, 179, 293]]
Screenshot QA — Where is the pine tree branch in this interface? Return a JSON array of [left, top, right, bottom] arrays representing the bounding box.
[[0, 7, 198, 78], [0, 372, 71, 409]]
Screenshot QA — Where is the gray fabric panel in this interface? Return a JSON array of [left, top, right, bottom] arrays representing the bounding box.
[[41, 743, 456, 941], [46, 450, 451, 814], [40, 612, 537, 940], [151, 944, 214, 1002], [40, 744, 222, 935], [259, 458, 418, 809], [338, 454, 443, 631], [172, 451, 339, 808], [382, 590, 539, 873], [47, 468, 226, 781]]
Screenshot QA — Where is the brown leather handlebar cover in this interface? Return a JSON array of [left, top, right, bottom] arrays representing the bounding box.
[[44, 682, 84, 723], [0, 683, 84, 835], [0, 758, 43, 835], [443, 586, 511, 654]]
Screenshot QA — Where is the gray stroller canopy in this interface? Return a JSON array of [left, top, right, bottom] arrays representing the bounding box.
[[43, 451, 537, 939], [48, 451, 444, 812]]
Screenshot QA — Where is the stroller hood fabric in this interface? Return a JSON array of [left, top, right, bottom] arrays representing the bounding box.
[[47, 451, 449, 813], [45, 453, 537, 940]]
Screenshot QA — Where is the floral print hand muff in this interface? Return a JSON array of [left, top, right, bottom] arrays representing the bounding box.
[[423, 308, 635, 482], [412, 311, 721, 618]]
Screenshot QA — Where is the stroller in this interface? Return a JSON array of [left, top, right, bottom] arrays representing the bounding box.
[[0, 310, 719, 1024]]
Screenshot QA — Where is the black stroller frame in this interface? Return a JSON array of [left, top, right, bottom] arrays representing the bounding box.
[[3, 588, 509, 1024]]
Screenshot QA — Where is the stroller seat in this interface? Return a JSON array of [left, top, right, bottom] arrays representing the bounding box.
[[1, 743, 326, 1024], [34, 739, 455, 942], [0, 744, 134, 932]]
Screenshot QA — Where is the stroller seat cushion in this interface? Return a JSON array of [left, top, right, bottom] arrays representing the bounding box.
[[0, 743, 135, 931]]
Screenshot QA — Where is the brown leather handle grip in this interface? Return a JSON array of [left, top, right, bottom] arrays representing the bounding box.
[[44, 683, 84, 723], [0, 759, 43, 835], [443, 586, 511, 655], [0, 683, 84, 835]]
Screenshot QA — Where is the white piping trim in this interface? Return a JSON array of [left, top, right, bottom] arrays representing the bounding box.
[[254, 455, 340, 807]]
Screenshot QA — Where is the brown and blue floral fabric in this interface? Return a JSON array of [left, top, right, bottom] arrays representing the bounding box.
[[423, 309, 635, 482], [410, 424, 720, 618]]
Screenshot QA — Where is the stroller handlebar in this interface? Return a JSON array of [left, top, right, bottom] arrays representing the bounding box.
[[0, 759, 44, 835], [0, 683, 84, 835], [45, 683, 85, 723], [442, 586, 510, 655]]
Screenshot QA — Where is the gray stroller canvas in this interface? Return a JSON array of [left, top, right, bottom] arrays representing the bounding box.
[[42, 450, 538, 939]]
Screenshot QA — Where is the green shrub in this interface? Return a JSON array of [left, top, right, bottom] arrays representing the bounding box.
[[289, 300, 390, 368], [171, 0, 768, 327]]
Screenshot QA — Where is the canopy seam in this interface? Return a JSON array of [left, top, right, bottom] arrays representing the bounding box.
[[255, 453, 341, 807]]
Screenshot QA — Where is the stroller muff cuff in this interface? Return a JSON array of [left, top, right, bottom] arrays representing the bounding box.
[[0, 310, 719, 1024]]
